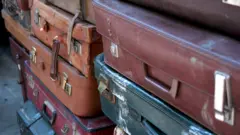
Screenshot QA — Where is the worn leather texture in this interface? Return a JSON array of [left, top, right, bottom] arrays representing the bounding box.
[[16, 0, 29, 11], [24, 63, 115, 135], [94, 54, 213, 135], [124, 0, 240, 39], [93, 0, 240, 134], [9, 37, 29, 102], [41, 0, 96, 24], [3, 10, 101, 117], [31, 0, 102, 77], [2, 0, 31, 30]]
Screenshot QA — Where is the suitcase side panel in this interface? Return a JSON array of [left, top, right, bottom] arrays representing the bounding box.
[[28, 36, 101, 116], [24, 63, 115, 135], [9, 37, 29, 101], [32, 0, 99, 43]]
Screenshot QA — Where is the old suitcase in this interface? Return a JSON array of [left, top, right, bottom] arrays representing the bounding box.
[[31, 0, 102, 77], [124, 0, 240, 39], [17, 101, 42, 134], [93, 0, 240, 134], [94, 54, 214, 135], [2, 0, 31, 30], [9, 37, 29, 102], [3, 9, 101, 116], [24, 61, 115, 135], [40, 0, 95, 24]]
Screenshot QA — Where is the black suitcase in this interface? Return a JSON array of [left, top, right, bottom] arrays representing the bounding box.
[[16, 101, 41, 134], [17, 100, 55, 135], [94, 54, 213, 135], [124, 0, 240, 39]]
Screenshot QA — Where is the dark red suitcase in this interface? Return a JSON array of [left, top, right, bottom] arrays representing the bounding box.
[[9, 37, 29, 101], [24, 61, 115, 135], [93, 0, 240, 134], [124, 0, 240, 39]]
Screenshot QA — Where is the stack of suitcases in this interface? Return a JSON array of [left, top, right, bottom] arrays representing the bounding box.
[[1, 0, 240, 135]]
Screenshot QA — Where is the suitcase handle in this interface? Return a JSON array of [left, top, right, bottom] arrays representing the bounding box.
[[50, 38, 60, 81], [42, 100, 56, 125], [144, 65, 179, 98], [142, 119, 164, 135]]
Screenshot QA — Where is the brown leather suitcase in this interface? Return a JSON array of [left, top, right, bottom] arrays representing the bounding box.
[[2, 0, 31, 30], [123, 0, 240, 39], [2, 9, 101, 117], [9, 37, 29, 102], [93, 0, 240, 134], [40, 0, 95, 24], [31, 0, 102, 77], [24, 61, 115, 135]]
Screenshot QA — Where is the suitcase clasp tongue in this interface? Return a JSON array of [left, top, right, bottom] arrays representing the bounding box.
[[62, 72, 72, 96], [110, 42, 119, 58], [30, 47, 37, 64], [214, 71, 234, 126], [98, 74, 116, 104]]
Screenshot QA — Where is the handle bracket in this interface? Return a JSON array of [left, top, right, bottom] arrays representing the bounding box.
[[214, 71, 235, 126]]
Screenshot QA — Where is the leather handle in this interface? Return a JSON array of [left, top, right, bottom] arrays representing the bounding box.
[[144, 64, 179, 98], [142, 119, 164, 135], [50, 38, 60, 81], [42, 100, 56, 125]]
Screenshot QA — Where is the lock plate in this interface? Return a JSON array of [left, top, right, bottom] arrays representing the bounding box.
[[214, 71, 234, 126], [73, 40, 82, 55], [30, 47, 37, 64], [223, 0, 240, 7], [34, 8, 40, 25], [62, 73, 72, 96]]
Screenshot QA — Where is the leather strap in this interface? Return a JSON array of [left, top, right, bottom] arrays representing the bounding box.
[[50, 38, 60, 81], [67, 10, 80, 55]]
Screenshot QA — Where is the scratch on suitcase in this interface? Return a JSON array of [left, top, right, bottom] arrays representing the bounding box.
[[201, 99, 214, 127], [201, 40, 216, 50], [117, 99, 131, 135]]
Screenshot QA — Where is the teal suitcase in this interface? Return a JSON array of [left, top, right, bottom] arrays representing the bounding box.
[[94, 54, 213, 135]]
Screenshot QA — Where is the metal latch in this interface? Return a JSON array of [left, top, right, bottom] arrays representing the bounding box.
[[223, 0, 240, 7], [110, 42, 119, 58], [98, 74, 116, 104], [30, 47, 37, 63], [214, 71, 234, 126], [34, 8, 40, 25], [73, 40, 82, 55], [62, 73, 72, 96], [61, 124, 69, 134]]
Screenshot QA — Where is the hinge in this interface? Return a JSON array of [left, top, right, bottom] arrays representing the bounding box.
[[30, 47, 37, 64], [223, 0, 240, 7], [214, 71, 234, 126], [62, 72, 72, 96]]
